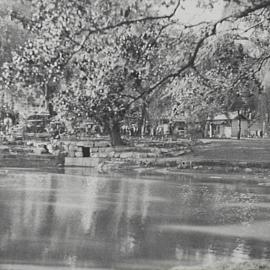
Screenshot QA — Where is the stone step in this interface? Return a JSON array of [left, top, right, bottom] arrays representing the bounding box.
[[65, 157, 104, 167]]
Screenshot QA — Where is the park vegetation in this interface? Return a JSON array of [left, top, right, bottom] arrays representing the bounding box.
[[1, 0, 270, 144]]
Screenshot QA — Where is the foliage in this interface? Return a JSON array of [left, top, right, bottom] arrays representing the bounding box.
[[169, 4, 270, 130], [1, 0, 184, 144], [54, 23, 176, 143], [3, 0, 270, 143]]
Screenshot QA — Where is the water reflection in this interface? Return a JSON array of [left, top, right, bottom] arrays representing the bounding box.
[[0, 172, 270, 269]]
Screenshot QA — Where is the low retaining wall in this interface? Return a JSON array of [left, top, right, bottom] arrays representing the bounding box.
[[64, 142, 192, 168], [0, 154, 64, 168], [65, 157, 104, 167]]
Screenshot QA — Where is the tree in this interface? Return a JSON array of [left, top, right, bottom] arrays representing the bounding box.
[[2, 0, 183, 145], [0, 0, 29, 65], [54, 22, 176, 145], [3, 0, 270, 144], [0, 0, 29, 110], [170, 34, 262, 138]]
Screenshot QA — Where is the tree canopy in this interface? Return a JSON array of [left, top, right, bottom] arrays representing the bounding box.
[[2, 0, 270, 143]]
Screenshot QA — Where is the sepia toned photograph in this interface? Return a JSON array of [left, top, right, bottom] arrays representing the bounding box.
[[0, 0, 270, 269]]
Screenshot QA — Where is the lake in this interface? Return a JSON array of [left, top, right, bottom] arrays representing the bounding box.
[[0, 168, 270, 269]]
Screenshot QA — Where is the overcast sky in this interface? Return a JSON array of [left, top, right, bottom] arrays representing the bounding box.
[[179, 1, 224, 22], [158, 0, 225, 23], [0, 0, 226, 25]]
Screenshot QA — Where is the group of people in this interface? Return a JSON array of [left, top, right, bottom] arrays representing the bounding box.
[[120, 123, 172, 138]]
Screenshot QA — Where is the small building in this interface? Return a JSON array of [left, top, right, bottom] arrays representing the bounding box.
[[249, 120, 264, 137], [171, 115, 187, 137], [155, 118, 171, 137], [156, 112, 188, 138], [207, 112, 249, 138]]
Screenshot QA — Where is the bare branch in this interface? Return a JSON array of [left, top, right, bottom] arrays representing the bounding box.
[[255, 54, 270, 73], [127, 0, 270, 107], [60, 2, 181, 65], [242, 19, 267, 33], [75, 0, 181, 36], [181, 21, 210, 29]]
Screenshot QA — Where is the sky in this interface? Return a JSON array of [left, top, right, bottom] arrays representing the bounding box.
[[177, 1, 225, 23], [0, 0, 226, 24], [157, 0, 225, 23]]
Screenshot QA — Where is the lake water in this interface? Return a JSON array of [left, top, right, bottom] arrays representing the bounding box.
[[0, 168, 270, 269]]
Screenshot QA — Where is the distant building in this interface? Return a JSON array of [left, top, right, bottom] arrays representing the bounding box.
[[157, 111, 190, 138], [207, 112, 249, 138], [171, 115, 187, 137], [248, 118, 268, 138]]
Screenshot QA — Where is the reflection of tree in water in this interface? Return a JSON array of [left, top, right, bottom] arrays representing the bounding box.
[[247, 238, 270, 259], [82, 178, 152, 263], [117, 214, 146, 258], [39, 177, 57, 237], [155, 179, 269, 265], [1, 173, 270, 267], [0, 175, 61, 263], [175, 182, 258, 226], [174, 233, 248, 264], [0, 193, 12, 249], [211, 187, 258, 225], [173, 231, 270, 265]]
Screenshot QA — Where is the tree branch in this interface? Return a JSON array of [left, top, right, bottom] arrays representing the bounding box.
[[126, 0, 270, 107], [255, 54, 270, 73], [75, 0, 181, 36]]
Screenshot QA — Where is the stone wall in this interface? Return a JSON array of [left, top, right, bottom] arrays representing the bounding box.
[[64, 140, 192, 168]]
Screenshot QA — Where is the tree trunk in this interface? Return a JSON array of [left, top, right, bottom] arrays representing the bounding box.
[[44, 83, 49, 111], [138, 102, 147, 137], [209, 123, 213, 138], [237, 110, 241, 140], [109, 120, 123, 146], [204, 122, 209, 138]]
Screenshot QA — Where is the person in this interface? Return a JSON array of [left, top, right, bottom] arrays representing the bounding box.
[[43, 144, 49, 154], [3, 115, 13, 134], [163, 123, 170, 137]]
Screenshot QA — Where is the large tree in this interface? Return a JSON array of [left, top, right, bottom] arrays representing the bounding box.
[[2, 0, 183, 145], [168, 0, 270, 138], [171, 35, 261, 116], [3, 0, 270, 144]]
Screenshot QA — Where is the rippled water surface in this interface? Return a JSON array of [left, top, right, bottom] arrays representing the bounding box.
[[1, 169, 270, 269]]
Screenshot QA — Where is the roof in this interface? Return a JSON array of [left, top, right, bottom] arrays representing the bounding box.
[[173, 116, 186, 122], [209, 112, 248, 121], [27, 114, 50, 121]]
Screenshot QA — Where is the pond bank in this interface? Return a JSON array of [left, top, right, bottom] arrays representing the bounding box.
[[0, 153, 64, 168], [171, 261, 270, 270], [1, 139, 270, 175]]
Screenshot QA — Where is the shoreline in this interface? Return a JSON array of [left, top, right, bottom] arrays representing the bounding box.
[[170, 261, 270, 270], [1, 139, 270, 177]]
